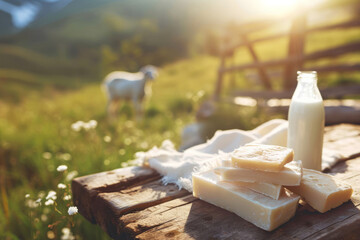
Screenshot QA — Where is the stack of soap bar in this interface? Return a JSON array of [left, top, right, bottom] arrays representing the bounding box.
[[215, 160, 303, 186], [221, 158, 284, 199], [193, 170, 300, 231], [286, 169, 353, 213], [231, 144, 294, 171], [230, 181, 283, 200]]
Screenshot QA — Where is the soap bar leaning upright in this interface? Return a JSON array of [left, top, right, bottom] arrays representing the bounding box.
[[231, 144, 294, 171], [193, 170, 300, 231], [286, 169, 353, 213]]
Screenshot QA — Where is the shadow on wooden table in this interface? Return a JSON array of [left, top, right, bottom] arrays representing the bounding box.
[[183, 158, 360, 240], [183, 195, 360, 239]]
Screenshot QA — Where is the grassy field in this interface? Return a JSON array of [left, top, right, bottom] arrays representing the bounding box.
[[0, 55, 274, 239], [1, 10, 360, 238]]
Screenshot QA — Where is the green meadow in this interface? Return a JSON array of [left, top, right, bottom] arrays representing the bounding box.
[[1, 1, 360, 239], [1, 54, 273, 239]]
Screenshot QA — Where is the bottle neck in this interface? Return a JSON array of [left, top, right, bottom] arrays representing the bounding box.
[[292, 71, 322, 101], [297, 71, 317, 84]]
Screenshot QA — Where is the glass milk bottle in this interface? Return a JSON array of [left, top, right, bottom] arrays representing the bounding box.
[[287, 71, 325, 171]]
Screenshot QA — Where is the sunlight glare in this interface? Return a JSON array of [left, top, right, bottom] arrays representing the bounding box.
[[259, 0, 299, 16]]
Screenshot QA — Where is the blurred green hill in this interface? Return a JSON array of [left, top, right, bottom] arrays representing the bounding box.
[[0, 0, 249, 102], [0, 0, 359, 103], [0, 2, 244, 74]]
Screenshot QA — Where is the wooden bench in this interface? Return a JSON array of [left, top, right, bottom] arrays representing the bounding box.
[[72, 124, 360, 239]]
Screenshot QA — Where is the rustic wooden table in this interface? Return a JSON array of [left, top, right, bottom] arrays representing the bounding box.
[[72, 124, 360, 240]]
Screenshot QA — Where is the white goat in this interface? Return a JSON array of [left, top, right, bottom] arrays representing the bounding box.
[[102, 65, 158, 117]]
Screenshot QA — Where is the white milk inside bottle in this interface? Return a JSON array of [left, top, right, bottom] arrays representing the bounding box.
[[287, 71, 325, 171]]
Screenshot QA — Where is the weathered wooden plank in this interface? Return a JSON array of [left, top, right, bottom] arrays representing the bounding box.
[[304, 214, 360, 240], [72, 124, 360, 239], [283, 13, 306, 89], [241, 35, 272, 90], [303, 63, 360, 73], [305, 42, 360, 61], [89, 158, 360, 239], [72, 166, 159, 222], [116, 167, 360, 240], [221, 42, 360, 73], [232, 84, 360, 100], [93, 180, 189, 239], [213, 56, 226, 100], [121, 195, 197, 239], [226, 17, 360, 52]]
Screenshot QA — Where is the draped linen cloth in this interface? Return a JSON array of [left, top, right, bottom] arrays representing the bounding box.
[[132, 119, 342, 192]]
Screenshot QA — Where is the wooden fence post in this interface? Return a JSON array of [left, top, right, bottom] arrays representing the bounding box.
[[242, 35, 272, 90], [283, 13, 307, 90], [213, 56, 225, 101]]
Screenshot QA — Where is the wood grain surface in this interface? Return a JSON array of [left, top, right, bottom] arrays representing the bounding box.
[[72, 124, 360, 239]]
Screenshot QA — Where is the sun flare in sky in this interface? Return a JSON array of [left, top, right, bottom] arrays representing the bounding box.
[[235, 0, 325, 20], [258, 0, 300, 16]]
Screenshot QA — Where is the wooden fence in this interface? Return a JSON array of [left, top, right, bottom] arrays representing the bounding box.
[[213, 2, 360, 101]]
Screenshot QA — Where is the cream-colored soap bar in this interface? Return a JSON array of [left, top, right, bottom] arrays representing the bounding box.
[[193, 170, 300, 231], [215, 160, 302, 186], [231, 144, 294, 171], [286, 169, 353, 213], [221, 159, 283, 199], [231, 181, 283, 200]]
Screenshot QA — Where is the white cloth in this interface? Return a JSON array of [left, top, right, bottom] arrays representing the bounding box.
[[132, 119, 343, 192]]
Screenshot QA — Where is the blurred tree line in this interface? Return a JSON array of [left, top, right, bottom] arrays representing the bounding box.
[[0, 0, 246, 83]]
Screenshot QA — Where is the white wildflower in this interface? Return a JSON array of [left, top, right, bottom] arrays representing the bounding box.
[[25, 199, 39, 208], [61, 228, 75, 240], [38, 191, 45, 198], [47, 230, 55, 239], [71, 121, 84, 132], [118, 149, 126, 155], [104, 159, 110, 166], [88, 120, 97, 129], [41, 214, 48, 222], [46, 190, 57, 200], [25, 194, 30, 198], [42, 152, 52, 159], [103, 135, 111, 143], [121, 162, 129, 168], [68, 206, 78, 215], [82, 122, 92, 131], [45, 199, 54, 206], [61, 153, 71, 161], [63, 195, 71, 201], [62, 228, 70, 235], [140, 142, 149, 149], [35, 198, 42, 204], [57, 183, 66, 189], [71, 120, 96, 132], [57, 165, 68, 172], [65, 170, 78, 182], [124, 138, 132, 145]]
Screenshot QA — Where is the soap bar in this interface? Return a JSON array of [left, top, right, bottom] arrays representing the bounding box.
[[286, 169, 353, 213], [215, 160, 302, 186], [231, 144, 294, 171], [193, 170, 300, 231], [221, 159, 283, 199], [231, 181, 283, 200]]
